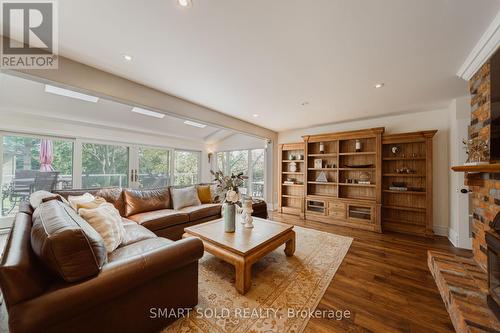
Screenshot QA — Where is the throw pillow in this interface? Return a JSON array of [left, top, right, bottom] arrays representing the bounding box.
[[30, 190, 62, 209], [197, 185, 212, 204], [75, 197, 107, 211], [171, 186, 201, 210], [79, 203, 126, 253], [68, 193, 95, 211]]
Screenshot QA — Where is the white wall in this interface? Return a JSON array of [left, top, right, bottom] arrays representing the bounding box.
[[0, 111, 213, 183], [448, 97, 471, 248], [278, 107, 455, 236]]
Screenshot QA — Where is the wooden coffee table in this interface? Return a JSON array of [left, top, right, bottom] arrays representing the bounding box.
[[183, 217, 295, 294]]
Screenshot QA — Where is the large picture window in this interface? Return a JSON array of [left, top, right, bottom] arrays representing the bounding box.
[[1, 135, 74, 219], [215, 148, 265, 198], [81, 143, 129, 188], [174, 150, 200, 186]]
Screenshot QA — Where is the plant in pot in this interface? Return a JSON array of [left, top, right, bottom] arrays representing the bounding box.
[[211, 170, 247, 232]]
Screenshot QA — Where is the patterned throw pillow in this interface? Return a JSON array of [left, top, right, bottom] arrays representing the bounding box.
[[68, 193, 95, 211], [79, 203, 126, 253]]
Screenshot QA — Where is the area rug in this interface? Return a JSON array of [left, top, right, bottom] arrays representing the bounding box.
[[162, 226, 352, 333]]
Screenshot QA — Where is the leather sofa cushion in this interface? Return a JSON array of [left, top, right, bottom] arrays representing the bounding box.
[[127, 209, 189, 232], [123, 188, 171, 217], [31, 200, 107, 282], [108, 237, 174, 263], [121, 219, 157, 246], [179, 203, 221, 221]]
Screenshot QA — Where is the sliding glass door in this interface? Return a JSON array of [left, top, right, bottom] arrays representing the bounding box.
[[137, 147, 171, 188], [1, 134, 74, 225], [81, 142, 129, 188]]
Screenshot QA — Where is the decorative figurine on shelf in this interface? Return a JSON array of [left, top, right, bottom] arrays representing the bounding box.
[[242, 198, 254, 228], [289, 161, 297, 172], [462, 138, 489, 165], [314, 159, 323, 169], [211, 170, 247, 233], [319, 142, 325, 154], [289, 154, 296, 160], [316, 171, 328, 182], [391, 146, 400, 156], [355, 139, 362, 152]]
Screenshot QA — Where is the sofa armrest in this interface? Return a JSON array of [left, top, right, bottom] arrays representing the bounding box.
[[8, 237, 204, 333]]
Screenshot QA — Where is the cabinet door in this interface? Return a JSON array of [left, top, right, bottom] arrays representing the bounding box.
[[328, 201, 346, 219], [306, 199, 327, 215], [347, 204, 374, 223]]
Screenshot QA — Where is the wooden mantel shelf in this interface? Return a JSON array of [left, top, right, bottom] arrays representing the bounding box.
[[451, 164, 500, 173]]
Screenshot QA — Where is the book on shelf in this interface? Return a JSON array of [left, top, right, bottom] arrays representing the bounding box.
[[389, 186, 407, 191], [284, 181, 295, 185]]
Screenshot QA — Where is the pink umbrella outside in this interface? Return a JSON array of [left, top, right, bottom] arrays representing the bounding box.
[[40, 139, 54, 171]]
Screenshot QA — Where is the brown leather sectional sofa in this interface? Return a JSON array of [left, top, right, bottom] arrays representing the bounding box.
[[0, 186, 268, 333], [55, 187, 224, 240]]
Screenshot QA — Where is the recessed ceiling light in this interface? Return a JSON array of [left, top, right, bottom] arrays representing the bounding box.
[[253, 114, 259, 118], [178, 0, 192, 7], [45, 85, 99, 103], [123, 54, 133, 61], [374, 83, 385, 88], [131, 107, 165, 118], [184, 120, 207, 128]]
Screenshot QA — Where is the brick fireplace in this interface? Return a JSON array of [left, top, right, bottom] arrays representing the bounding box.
[[428, 56, 500, 333]]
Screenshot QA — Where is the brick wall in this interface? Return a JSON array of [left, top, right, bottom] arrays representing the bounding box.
[[468, 61, 494, 271]]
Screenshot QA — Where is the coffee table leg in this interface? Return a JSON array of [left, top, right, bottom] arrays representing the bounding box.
[[235, 259, 252, 294], [284, 230, 296, 257]]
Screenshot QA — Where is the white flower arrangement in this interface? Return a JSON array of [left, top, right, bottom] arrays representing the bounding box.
[[211, 170, 247, 205]]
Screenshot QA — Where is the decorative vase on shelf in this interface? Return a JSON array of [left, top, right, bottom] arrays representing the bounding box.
[[224, 203, 236, 233]]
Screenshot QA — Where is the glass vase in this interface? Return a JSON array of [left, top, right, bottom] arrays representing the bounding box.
[[224, 203, 236, 233]]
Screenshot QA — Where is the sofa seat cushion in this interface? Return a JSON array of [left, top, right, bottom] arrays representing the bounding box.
[[127, 209, 189, 231], [108, 238, 174, 263], [121, 220, 157, 246], [179, 203, 221, 221]]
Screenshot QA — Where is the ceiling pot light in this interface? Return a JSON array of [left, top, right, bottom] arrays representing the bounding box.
[[184, 120, 207, 128], [178, 0, 192, 7], [123, 54, 133, 61], [374, 83, 385, 88], [45, 85, 99, 103], [253, 114, 259, 118], [131, 107, 165, 118]]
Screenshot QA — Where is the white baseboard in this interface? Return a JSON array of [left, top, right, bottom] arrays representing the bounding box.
[[433, 225, 449, 237], [447, 227, 459, 247]]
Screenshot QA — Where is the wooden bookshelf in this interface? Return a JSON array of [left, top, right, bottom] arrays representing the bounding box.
[[278, 143, 305, 216], [381, 130, 436, 237], [302, 128, 384, 232]]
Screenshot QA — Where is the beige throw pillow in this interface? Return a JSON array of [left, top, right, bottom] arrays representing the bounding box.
[[79, 203, 126, 253], [171, 186, 201, 210], [76, 197, 107, 211], [68, 193, 95, 211]]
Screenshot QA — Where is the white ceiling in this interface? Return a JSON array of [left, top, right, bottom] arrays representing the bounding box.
[[0, 73, 235, 142], [49, 1, 500, 130]]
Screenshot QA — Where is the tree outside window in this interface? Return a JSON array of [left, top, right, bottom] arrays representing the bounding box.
[[174, 150, 200, 185]]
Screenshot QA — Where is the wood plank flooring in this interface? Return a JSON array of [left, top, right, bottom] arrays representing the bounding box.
[[269, 212, 470, 333]]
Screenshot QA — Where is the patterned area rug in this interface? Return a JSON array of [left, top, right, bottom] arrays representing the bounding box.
[[163, 226, 352, 333]]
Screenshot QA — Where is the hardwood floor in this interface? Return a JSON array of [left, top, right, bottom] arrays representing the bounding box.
[[0, 218, 468, 333], [269, 212, 470, 333]]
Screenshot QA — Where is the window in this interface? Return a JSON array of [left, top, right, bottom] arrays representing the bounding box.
[[215, 148, 265, 198], [1, 135, 74, 219], [174, 150, 200, 185], [81, 143, 129, 188], [138, 147, 170, 188]]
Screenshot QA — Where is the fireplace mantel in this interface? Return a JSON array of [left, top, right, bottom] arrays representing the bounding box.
[[451, 164, 500, 173]]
